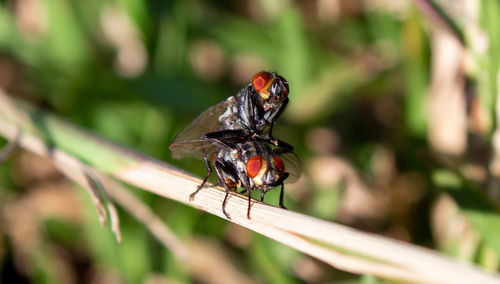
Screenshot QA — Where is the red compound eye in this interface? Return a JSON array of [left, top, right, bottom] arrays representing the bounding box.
[[283, 82, 289, 96], [246, 156, 263, 178], [252, 71, 272, 91], [273, 156, 284, 173]]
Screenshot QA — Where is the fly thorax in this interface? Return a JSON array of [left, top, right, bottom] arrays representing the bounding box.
[[236, 159, 246, 174], [218, 96, 236, 123], [230, 149, 239, 160]]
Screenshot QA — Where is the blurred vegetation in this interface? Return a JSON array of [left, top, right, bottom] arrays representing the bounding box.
[[0, 0, 499, 283]]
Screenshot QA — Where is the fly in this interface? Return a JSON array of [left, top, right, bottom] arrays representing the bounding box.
[[169, 71, 300, 219], [189, 139, 300, 219], [169, 71, 293, 160]]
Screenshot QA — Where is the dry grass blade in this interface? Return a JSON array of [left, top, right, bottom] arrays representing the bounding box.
[[0, 127, 20, 163], [95, 172, 189, 260], [116, 161, 499, 283], [0, 90, 498, 283], [82, 170, 110, 226], [413, 0, 465, 44], [83, 170, 122, 242]]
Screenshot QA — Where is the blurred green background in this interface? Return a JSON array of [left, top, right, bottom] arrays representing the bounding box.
[[0, 0, 500, 283]]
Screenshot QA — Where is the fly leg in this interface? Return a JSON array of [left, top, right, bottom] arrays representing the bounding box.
[[203, 129, 248, 144], [279, 183, 287, 210], [254, 97, 293, 153], [252, 131, 294, 154], [221, 184, 231, 219], [247, 188, 252, 219], [213, 161, 236, 219], [234, 160, 253, 219], [189, 155, 212, 201], [272, 138, 294, 155], [265, 135, 294, 154]]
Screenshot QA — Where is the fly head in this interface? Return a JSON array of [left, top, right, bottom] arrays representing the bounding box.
[[244, 153, 287, 190], [251, 72, 289, 111]]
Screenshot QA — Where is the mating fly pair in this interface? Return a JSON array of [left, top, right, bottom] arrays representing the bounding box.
[[169, 71, 300, 219]]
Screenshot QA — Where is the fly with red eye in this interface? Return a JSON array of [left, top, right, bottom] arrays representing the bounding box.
[[169, 71, 294, 161], [185, 140, 300, 219], [169, 71, 299, 219]]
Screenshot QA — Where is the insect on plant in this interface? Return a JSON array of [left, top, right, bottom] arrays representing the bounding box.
[[170, 71, 300, 219], [170, 71, 293, 155]]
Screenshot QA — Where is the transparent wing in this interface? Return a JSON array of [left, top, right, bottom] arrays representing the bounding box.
[[169, 139, 217, 160], [173, 98, 233, 143], [280, 152, 301, 184]]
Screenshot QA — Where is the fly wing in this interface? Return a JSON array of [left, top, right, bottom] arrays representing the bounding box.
[[173, 97, 233, 143], [280, 152, 301, 184], [169, 139, 217, 160]]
